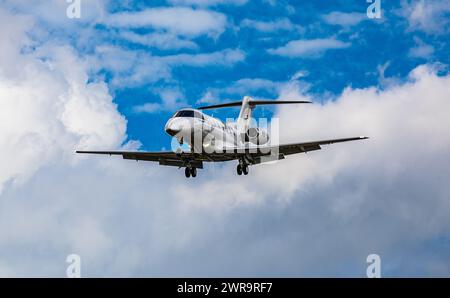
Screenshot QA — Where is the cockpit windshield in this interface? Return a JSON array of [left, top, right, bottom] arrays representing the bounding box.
[[173, 110, 204, 120]]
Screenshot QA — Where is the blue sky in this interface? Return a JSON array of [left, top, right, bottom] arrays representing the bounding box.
[[1, 0, 450, 277], [47, 0, 448, 151]]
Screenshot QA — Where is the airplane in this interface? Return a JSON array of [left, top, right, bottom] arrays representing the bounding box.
[[76, 96, 368, 178]]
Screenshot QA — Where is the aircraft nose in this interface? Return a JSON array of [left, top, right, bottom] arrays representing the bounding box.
[[165, 119, 183, 136], [166, 127, 181, 137]]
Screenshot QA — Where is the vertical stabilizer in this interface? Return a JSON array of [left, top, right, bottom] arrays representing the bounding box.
[[237, 96, 253, 143]]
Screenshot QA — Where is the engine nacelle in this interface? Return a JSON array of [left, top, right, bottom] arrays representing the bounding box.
[[246, 128, 269, 145]]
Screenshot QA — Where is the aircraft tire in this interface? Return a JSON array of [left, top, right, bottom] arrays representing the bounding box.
[[237, 164, 242, 175], [191, 167, 197, 178], [185, 167, 191, 178], [243, 165, 249, 175]]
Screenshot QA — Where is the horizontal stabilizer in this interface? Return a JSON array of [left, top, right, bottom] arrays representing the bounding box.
[[198, 100, 312, 110]]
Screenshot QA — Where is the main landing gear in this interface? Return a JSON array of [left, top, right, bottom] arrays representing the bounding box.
[[185, 167, 197, 178], [237, 164, 249, 176]]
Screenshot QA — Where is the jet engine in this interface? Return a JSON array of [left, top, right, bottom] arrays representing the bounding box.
[[246, 127, 269, 145]]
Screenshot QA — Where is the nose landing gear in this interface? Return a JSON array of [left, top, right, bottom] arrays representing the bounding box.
[[237, 164, 249, 176], [185, 167, 197, 178]]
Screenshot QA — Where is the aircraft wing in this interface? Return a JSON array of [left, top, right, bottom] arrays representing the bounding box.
[[76, 150, 206, 168], [219, 136, 369, 164], [276, 136, 369, 156], [76, 136, 368, 167]]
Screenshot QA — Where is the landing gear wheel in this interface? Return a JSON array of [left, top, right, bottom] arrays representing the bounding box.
[[185, 167, 191, 178], [190, 167, 197, 178], [242, 165, 249, 175], [237, 164, 242, 176]]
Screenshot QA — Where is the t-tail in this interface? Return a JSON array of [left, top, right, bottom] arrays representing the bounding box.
[[198, 96, 312, 143]]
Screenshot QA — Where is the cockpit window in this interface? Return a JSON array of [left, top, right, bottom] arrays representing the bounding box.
[[173, 110, 204, 120], [174, 110, 194, 117]]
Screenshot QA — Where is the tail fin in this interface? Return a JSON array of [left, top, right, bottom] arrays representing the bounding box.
[[198, 96, 311, 144], [236, 96, 254, 140]]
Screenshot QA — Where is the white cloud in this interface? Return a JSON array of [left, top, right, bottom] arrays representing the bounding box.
[[132, 103, 162, 113], [322, 12, 367, 27], [94, 46, 245, 88], [408, 37, 435, 59], [2, 3, 450, 278], [162, 48, 245, 66], [176, 64, 450, 275], [401, 0, 450, 34], [227, 78, 281, 93], [119, 31, 198, 50], [199, 78, 283, 103], [133, 87, 187, 113], [2, 0, 107, 26], [274, 64, 450, 189], [197, 90, 217, 104], [262, 0, 295, 14], [105, 7, 227, 37], [0, 8, 127, 193], [370, 61, 401, 89], [158, 88, 186, 108], [0, 8, 33, 75], [241, 18, 301, 32], [93, 45, 171, 88], [198, 75, 311, 104], [408, 44, 435, 58], [268, 38, 351, 58], [2, 18, 450, 275]]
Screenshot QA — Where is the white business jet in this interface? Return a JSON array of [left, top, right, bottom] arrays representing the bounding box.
[[76, 96, 368, 178]]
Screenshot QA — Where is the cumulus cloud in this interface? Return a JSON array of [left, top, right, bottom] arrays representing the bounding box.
[[174, 64, 450, 276], [2, 2, 450, 278], [105, 7, 227, 37], [274, 64, 450, 191], [401, 0, 450, 34], [0, 8, 126, 193], [268, 38, 351, 58], [3, 15, 450, 275]]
